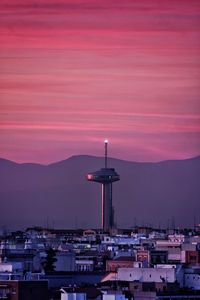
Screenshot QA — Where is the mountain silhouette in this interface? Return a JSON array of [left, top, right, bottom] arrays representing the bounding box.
[[0, 155, 200, 230]]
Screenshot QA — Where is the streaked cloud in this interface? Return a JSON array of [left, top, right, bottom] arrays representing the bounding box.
[[0, 0, 200, 163]]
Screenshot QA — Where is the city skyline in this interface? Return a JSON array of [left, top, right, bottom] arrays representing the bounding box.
[[1, 0, 200, 164]]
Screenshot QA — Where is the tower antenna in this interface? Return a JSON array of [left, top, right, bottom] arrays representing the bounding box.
[[104, 139, 108, 168]]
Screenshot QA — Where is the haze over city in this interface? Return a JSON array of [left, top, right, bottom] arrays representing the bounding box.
[[1, 0, 200, 164]]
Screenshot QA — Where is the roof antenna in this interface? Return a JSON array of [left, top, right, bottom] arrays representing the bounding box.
[[104, 139, 108, 168]]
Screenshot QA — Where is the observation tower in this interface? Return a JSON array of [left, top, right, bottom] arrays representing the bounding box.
[[86, 140, 120, 232]]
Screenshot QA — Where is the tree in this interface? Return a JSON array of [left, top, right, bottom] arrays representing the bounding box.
[[42, 247, 57, 273]]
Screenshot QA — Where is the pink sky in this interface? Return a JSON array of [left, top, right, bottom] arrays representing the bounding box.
[[0, 0, 200, 164]]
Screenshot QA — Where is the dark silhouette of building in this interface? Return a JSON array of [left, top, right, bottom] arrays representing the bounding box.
[[0, 280, 48, 300]]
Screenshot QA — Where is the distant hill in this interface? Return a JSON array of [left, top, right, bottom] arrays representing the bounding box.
[[0, 155, 200, 230]]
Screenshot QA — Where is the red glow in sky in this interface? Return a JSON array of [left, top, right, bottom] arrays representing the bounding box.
[[0, 0, 200, 164]]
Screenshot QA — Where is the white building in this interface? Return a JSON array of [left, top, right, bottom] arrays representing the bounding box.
[[102, 236, 140, 246], [61, 292, 86, 300], [102, 293, 127, 300], [75, 259, 94, 272], [117, 267, 176, 283], [0, 262, 23, 273]]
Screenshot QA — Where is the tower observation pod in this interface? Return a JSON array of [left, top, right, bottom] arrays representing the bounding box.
[[86, 140, 120, 232]]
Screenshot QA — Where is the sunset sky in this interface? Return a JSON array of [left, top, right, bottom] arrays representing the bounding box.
[[1, 0, 200, 164]]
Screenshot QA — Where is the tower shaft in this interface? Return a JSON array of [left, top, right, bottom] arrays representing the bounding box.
[[102, 183, 113, 232]]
